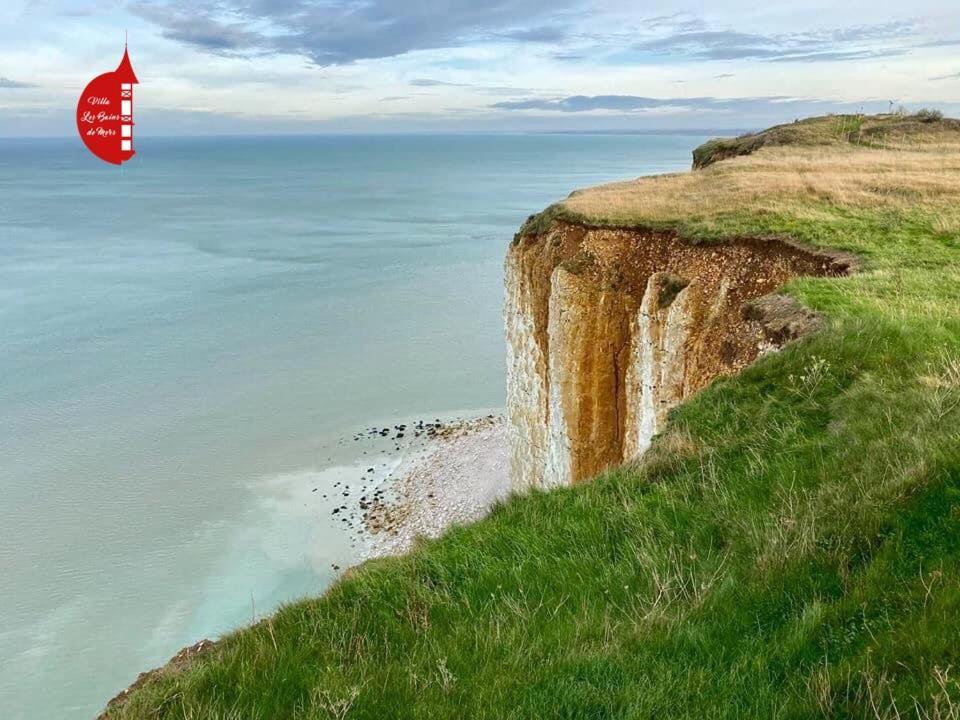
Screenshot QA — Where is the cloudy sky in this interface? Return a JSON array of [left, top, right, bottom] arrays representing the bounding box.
[[1, 0, 958, 135]]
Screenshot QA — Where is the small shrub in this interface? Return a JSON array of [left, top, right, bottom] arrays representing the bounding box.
[[915, 108, 944, 123]]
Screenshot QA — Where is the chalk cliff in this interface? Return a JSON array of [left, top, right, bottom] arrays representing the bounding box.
[[505, 221, 850, 488]]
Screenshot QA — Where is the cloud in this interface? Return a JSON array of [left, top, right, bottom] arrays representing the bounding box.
[[915, 38, 960, 48], [409, 79, 470, 87], [642, 13, 706, 33], [630, 22, 914, 62], [634, 30, 774, 58], [409, 79, 537, 95], [770, 48, 906, 63], [930, 72, 960, 81], [490, 94, 887, 116], [492, 94, 754, 112], [132, 0, 579, 65], [0, 77, 36, 89], [131, 4, 262, 52], [498, 25, 567, 43], [127, 3, 938, 75]]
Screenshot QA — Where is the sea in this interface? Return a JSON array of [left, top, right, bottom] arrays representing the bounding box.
[[0, 133, 706, 719]]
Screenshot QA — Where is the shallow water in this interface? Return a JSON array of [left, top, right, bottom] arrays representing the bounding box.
[[0, 133, 705, 718]]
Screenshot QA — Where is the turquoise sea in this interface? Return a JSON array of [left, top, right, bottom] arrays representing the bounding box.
[[0, 133, 706, 719]]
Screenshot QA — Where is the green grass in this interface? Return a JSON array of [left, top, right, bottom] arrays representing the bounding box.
[[106, 127, 960, 720]]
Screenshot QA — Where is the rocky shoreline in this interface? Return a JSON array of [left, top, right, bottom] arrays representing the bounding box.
[[360, 414, 512, 558]]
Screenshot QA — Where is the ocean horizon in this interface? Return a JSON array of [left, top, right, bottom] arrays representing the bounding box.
[[0, 128, 734, 140], [0, 132, 706, 719]]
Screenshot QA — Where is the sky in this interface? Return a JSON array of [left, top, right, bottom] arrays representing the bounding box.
[[0, 0, 958, 135]]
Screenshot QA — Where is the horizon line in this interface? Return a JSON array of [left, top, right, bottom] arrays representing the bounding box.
[[0, 127, 746, 141]]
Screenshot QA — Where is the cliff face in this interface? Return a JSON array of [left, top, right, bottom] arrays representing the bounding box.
[[505, 221, 851, 488]]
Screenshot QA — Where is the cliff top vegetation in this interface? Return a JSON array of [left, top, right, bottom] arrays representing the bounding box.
[[523, 112, 960, 239], [104, 115, 960, 720], [691, 110, 960, 168]]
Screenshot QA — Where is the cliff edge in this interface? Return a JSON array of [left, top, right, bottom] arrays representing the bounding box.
[[505, 111, 956, 488], [505, 224, 852, 488]]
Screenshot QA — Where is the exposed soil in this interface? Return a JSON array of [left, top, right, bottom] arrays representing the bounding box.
[[507, 220, 855, 484]]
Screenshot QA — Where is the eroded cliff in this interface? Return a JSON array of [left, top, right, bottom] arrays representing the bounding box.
[[505, 221, 851, 488]]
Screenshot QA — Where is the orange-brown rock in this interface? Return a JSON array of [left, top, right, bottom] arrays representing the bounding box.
[[505, 220, 852, 488]]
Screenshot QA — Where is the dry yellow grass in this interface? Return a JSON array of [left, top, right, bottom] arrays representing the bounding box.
[[562, 142, 960, 234]]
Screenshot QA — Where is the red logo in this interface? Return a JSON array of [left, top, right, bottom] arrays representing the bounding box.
[[76, 43, 138, 165]]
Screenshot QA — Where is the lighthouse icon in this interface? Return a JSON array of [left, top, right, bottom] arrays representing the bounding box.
[[117, 44, 138, 157], [76, 41, 139, 165]]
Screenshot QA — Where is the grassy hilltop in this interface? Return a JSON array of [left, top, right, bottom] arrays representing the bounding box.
[[106, 114, 960, 719]]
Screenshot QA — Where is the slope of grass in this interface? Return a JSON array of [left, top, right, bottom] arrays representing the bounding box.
[[691, 111, 960, 168], [106, 118, 960, 719]]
